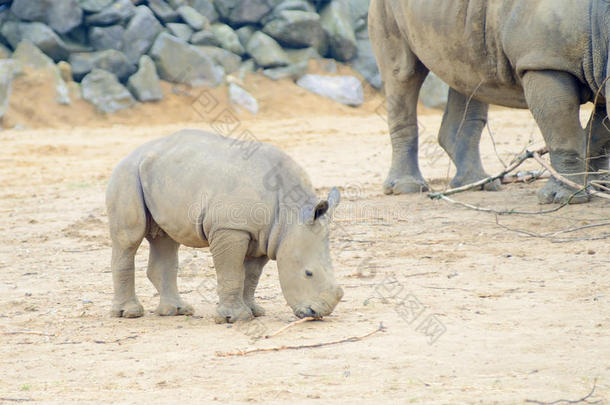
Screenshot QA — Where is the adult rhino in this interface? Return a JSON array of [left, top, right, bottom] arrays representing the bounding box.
[[369, 0, 610, 203]]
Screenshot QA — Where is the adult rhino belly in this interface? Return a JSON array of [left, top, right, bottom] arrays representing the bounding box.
[[400, 0, 528, 108]]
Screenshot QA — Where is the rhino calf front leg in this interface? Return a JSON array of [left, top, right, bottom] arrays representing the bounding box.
[[146, 232, 194, 316], [522, 70, 589, 204], [243, 256, 269, 317], [210, 230, 253, 324]]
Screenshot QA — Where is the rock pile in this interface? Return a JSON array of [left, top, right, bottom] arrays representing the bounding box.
[[0, 0, 385, 115]]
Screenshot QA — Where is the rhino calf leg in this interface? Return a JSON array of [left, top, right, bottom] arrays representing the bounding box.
[[210, 230, 253, 324], [110, 244, 145, 318], [369, 0, 429, 195], [146, 232, 194, 316], [438, 88, 499, 191], [522, 70, 589, 204], [243, 256, 269, 317]]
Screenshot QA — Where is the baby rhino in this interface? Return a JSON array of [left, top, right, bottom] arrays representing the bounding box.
[[106, 130, 344, 323]]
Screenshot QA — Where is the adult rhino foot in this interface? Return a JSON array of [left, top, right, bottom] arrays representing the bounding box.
[[111, 299, 144, 318], [450, 172, 501, 191], [383, 174, 429, 195], [245, 300, 266, 317], [538, 178, 589, 204], [156, 299, 194, 316], [215, 302, 253, 324]]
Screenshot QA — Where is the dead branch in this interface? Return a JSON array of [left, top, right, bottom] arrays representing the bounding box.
[[501, 170, 548, 184], [264, 317, 317, 339], [434, 193, 575, 216], [495, 216, 610, 242], [1, 330, 55, 337], [215, 322, 386, 357], [93, 335, 138, 344], [525, 378, 601, 404], [532, 152, 610, 201], [428, 147, 548, 199]]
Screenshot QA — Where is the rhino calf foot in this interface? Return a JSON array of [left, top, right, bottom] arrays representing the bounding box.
[[155, 300, 194, 316], [538, 178, 589, 204], [215, 303, 253, 324], [383, 175, 429, 195], [111, 299, 144, 318]]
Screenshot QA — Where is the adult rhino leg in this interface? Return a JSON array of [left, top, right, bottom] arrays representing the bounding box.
[[107, 170, 146, 318], [146, 232, 193, 316], [438, 88, 499, 191], [522, 70, 589, 204], [369, 0, 429, 195], [243, 256, 269, 317], [585, 105, 610, 175], [209, 229, 253, 323]]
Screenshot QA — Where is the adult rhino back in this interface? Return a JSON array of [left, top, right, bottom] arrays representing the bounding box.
[[370, 0, 610, 202]]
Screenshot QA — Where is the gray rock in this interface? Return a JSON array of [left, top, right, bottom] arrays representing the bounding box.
[[246, 31, 290, 68], [263, 61, 307, 81], [168, 0, 187, 8], [177, 5, 208, 30], [196, 46, 241, 74], [85, 0, 136, 26], [1, 21, 72, 61], [187, 0, 218, 23], [127, 55, 163, 102], [349, 39, 381, 89], [89, 25, 125, 51], [149, 32, 224, 86], [190, 30, 220, 46], [419, 72, 449, 110], [235, 25, 256, 49], [122, 6, 163, 64], [296, 74, 363, 106], [0, 43, 11, 59], [82, 69, 135, 113], [70, 49, 136, 81], [274, 0, 316, 14], [148, 0, 180, 23], [79, 0, 114, 13], [167, 23, 193, 42], [0, 60, 17, 120], [319, 0, 357, 61], [344, 0, 369, 31], [215, 0, 272, 25], [263, 10, 324, 48], [11, 0, 83, 34], [211, 23, 244, 56], [229, 82, 258, 114], [285, 47, 320, 65], [238, 59, 257, 77], [12, 41, 71, 104]]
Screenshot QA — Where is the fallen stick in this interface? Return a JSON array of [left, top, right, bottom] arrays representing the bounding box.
[[216, 322, 386, 357], [264, 317, 317, 339], [532, 152, 610, 201], [525, 377, 600, 404], [435, 194, 574, 216], [428, 147, 548, 199], [1, 330, 55, 337], [500, 170, 549, 184]]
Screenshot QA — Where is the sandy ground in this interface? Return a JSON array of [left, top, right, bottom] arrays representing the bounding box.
[[0, 75, 609, 404]]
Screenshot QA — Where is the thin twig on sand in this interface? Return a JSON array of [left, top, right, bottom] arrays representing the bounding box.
[[216, 322, 386, 357], [494, 216, 610, 242], [1, 330, 55, 337], [428, 147, 548, 199], [434, 194, 575, 216], [525, 378, 601, 404], [264, 317, 317, 339]]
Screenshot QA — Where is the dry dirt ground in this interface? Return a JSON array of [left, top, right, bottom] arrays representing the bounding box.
[[0, 76, 609, 404]]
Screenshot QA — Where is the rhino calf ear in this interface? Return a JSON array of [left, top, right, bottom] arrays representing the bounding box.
[[313, 200, 330, 221]]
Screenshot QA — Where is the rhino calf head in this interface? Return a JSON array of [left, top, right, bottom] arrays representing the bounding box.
[[276, 188, 344, 319]]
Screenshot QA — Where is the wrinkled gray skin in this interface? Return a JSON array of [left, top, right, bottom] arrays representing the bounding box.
[[106, 130, 344, 323], [370, 0, 610, 203]]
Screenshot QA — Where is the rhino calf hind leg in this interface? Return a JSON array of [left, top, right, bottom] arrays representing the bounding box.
[[110, 244, 145, 318], [522, 70, 589, 204], [210, 230, 253, 324], [439, 88, 499, 191], [585, 106, 610, 175], [243, 256, 269, 317], [146, 232, 194, 316]]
